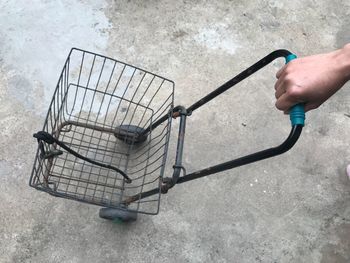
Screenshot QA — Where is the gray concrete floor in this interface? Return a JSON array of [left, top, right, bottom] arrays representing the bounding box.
[[1, 0, 350, 262]]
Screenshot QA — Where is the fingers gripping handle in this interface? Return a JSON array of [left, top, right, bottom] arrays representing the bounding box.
[[285, 54, 305, 126]]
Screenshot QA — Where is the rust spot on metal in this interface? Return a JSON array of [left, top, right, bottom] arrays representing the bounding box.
[[123, 196, 137, 205], [172, 112, 180, 119]]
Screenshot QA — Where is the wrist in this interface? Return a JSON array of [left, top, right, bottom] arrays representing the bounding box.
[[337, 44, 350, 81]]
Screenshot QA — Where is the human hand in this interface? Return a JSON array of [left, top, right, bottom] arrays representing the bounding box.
[[275, 44, 350, 113]]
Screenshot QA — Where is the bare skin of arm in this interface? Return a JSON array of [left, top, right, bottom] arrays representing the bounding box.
[[275, 43, 350, 113]]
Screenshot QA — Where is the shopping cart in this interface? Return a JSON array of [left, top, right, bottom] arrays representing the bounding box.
[[31, 48, 305, 222]]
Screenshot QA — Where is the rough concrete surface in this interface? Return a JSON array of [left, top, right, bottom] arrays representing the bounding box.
[[0, 0, 350, 262]]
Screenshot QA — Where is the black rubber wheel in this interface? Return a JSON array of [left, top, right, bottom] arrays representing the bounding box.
[[99, 207, 137, 222], [114, 125, 148, 145]]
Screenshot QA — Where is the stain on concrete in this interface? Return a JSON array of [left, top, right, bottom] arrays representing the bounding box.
[[194, 23, 240, 55], [0, 0, 110, 115], [172, 29, 188, 40]]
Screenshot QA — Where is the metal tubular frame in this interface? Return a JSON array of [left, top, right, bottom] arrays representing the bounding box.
[[32, 48, 304, 212], [124, 49, 304, 205]]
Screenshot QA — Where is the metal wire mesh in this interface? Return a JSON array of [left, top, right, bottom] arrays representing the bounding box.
[[30, 48, 174, 214]]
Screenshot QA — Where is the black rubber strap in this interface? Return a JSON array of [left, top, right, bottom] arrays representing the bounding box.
[[33, 131, 132, 183]]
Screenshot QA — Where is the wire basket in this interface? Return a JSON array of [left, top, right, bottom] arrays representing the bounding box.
[[30, 48, 174, 214]]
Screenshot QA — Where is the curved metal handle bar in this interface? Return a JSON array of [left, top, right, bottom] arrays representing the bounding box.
[[176, 50, 306, 183], [124, 49, 306, 204]]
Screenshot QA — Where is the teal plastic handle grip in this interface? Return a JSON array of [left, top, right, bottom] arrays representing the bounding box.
[[285, 54, 305, 126]]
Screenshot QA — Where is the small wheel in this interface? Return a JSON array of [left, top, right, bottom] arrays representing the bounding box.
[[99, 207, 137, 222], [114, 125, 148, 145]]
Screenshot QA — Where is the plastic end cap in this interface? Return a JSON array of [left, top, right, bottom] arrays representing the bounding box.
[[285, 54, 297, 63], [289, 104, 305, 126]]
